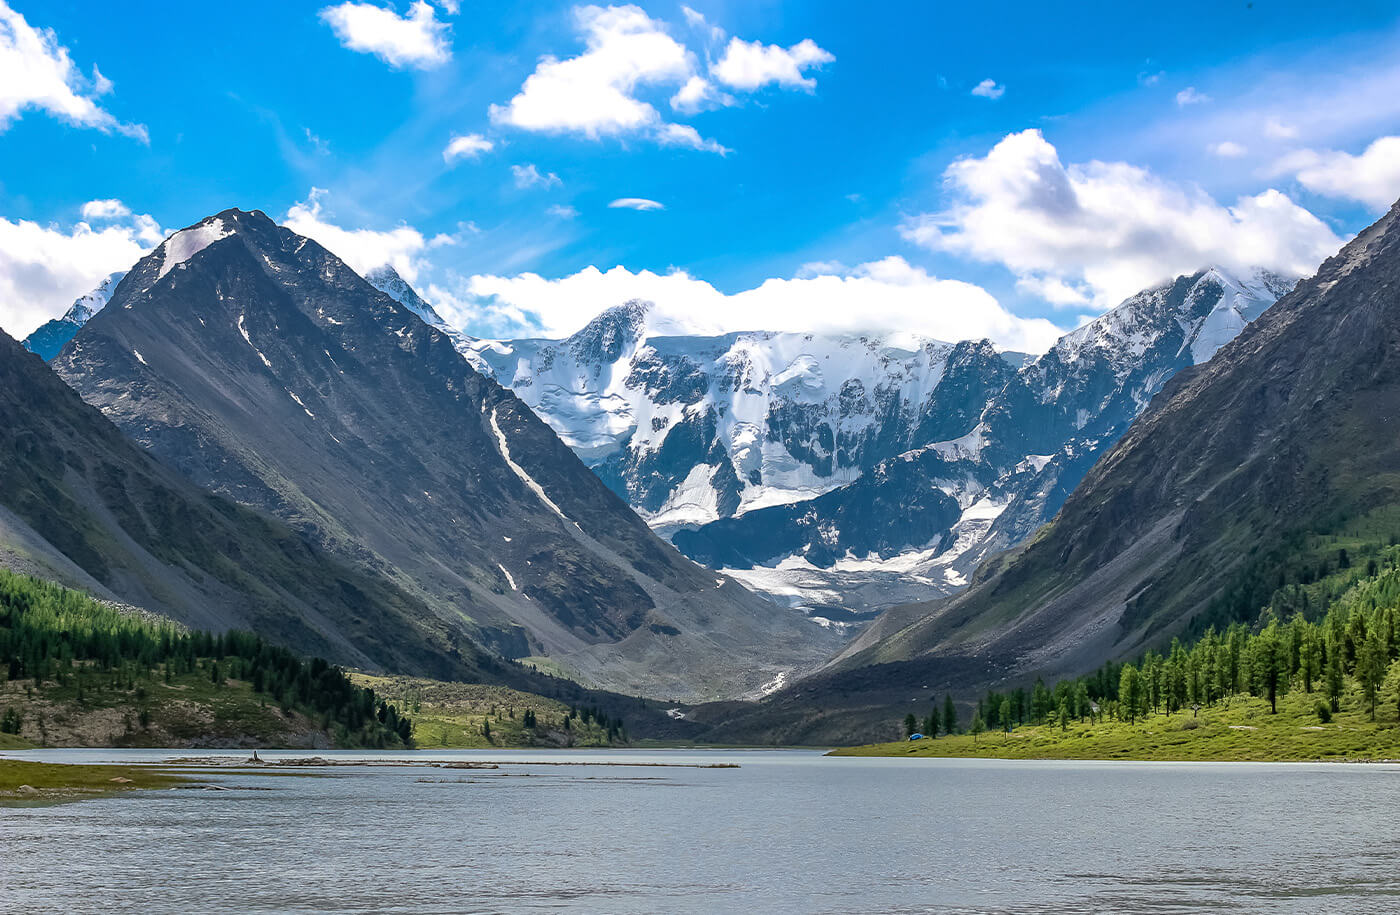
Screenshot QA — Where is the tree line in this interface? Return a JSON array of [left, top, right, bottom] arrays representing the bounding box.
[[904, 547, 1400, 739], [0, 569, 413, 747]]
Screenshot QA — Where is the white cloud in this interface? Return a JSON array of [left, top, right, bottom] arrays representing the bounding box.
[[0, 1, 146, 139], [680, 5, 724, 42], [608, 197, 664, 211], [443, 133, 493, 163], [1176, 86, 1211, 106], [970, 79, 1004, 100], [904, 129, 1343, 308], [434, 257, 1063, 352], [489, 5, 824, 152], [1208, 140, 1247, 158], [546, 204, 579, 219], [284, 188, 453, 283], [670, 74, 729, 113], [0, 205, 162, 337], [489, 4, 723, 152], [512, 163, 562, 189], [1263, 117, 1298, 140], [710, 36, 833, 91], [80, 198, 132, 221], [1270, 136, 1400, 211], [320, 1, 451, 70]]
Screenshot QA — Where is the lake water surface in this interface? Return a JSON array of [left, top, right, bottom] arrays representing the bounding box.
[[3, 748, 1399, 913]]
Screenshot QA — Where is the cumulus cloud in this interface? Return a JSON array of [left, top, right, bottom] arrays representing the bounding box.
[[0, 203, 162, 337], [710, 37, 833, 91], [512, 163, 562, 189], [970, 79, 1004, 100], [284, 188, 454, 282], [608, 197, 664, 210], [904, 129, 1343, 308], [1176, 87, 1210, 106], [428, 257, 1064, 353], [488, 4, 827, 153], [0, 1, 146, 139], [320, 1, 451, 70], [489, 5, 720, 151], [1208, 140, 1247, 158], [79, 198, 132, 220], [1270, 136, 1400, 211], [443, 133, 493, 162], [669, 74, 728, 113]]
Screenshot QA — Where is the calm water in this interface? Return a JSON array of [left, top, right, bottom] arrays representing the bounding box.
[[3, 748, 1399, 913]]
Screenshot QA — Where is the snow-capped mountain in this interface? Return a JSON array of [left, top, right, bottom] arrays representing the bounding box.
[[51, 209, 839, 701], [461, 267, 1295, 615], [459, 303, 1028, 531], [22, 271, 126, 361]]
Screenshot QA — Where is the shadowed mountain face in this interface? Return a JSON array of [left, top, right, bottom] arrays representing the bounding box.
[[697, 198, 1399, 743], [0, 327, 491, 681], [51, 209, 839, 701]]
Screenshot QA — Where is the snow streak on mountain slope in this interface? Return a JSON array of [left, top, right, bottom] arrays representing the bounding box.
[[22, 271, 126, 361], [460, 267, 1294, 614]]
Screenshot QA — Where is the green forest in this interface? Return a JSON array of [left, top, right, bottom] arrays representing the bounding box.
[[877, 543, 1400, 760], [0, 569, 413, 748]]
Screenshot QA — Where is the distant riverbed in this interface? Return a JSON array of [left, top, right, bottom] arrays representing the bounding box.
[[4, 748, 1400, 913]]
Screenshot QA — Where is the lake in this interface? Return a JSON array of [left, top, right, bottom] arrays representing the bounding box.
[[3, 749, 1399, 913]]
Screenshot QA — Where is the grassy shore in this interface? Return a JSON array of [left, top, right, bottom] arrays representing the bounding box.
[[0, 759, 187, 801], [349, 673, 622, 748], [831, 684, 1400, 762]]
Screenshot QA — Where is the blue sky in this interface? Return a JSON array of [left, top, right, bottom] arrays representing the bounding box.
[[2, 0, 1399, 349]]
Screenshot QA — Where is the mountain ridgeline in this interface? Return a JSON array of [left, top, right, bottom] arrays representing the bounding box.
[[48, 209, 839, 702], [700, 197, 1400, 744], [461, 268, 1292, 615]]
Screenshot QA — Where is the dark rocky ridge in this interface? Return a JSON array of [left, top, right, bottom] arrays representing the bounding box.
[[0, 326, 488, 681], [51, 209, 839, 701]]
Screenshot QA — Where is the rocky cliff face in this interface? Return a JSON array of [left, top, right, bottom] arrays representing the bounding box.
[[51, 209, 839, 701], [463, 268, 1293, 615], [0, 326, 494, 681]]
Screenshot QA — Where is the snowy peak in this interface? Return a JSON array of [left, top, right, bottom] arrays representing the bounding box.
[[567, 299, 654, 363], [22, 270, 127, 361], [365, 265, 446, 327]]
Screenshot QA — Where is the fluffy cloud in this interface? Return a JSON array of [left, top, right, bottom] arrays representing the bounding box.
[[79, 198, 132, 220], [320, 1, 451, 70], [488, 5, 827, 153], [1208, 140, 1247, 158], [442, 133, 493, 162], [430, 257, 1064, 353], [710, 37, 833, 91], [970, 79, 1004, 100], [489, 5, 716, 149], [905, 129, 1343, 308], [0, 202, 162, 337], [1270, 136, 1400, 211], [608, 197, 663, 210], [512, 163, 562, 189], [0, 1, 145, 139], [284, 188, 453, 282]]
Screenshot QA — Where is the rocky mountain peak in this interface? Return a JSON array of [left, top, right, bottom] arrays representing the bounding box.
[[568, 299, 654, 362]]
